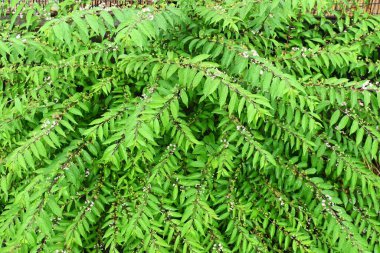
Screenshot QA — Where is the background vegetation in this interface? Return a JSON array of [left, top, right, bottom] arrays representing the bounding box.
[[0, 0, 380, 252]]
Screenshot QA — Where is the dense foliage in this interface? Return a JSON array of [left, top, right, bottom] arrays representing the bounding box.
[[1, 0, 380, 252]]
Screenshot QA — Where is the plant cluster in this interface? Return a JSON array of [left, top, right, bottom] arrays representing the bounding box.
[[0, 0, 380, 252]]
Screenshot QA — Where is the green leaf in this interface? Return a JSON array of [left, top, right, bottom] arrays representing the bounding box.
[[180, 90, 189, 107], [192, 71, 204, 88], [0, 41, 10, 55], [228, 93, 237, 115], [14, 97, 23, 114], [189, 54, 210, 64], [336, 115, 349, 130], [53, 23, 65, 42], [85, 14, 100, 34], [356, 128, 365, 146], [219, 85, 229, 108], [170, 100, 179, 119], [100, 11, 115, 28], [69, 108, 83, 117], [37, 216, 52, 234], [330, 110, 341, 127], [36, 141, 48, 157], [17, 154, 27, 170], [60, 120, 75, 132], [203, 77, 220, 96], [138, 123, 155, 143], [47, 197, 62, 217], [349, 120, 359, 135]]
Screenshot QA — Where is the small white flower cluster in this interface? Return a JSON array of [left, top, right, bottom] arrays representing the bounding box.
[[325, 140, 337, 150], [241, 49, 259, 59], [236, 125, 247, 132], [212, 243, 224, 252], [85, 169, 90, 177], [139, 7, 154, 20], [143, 184, 151, 193], [292, 47, 310, 52], [221, 138, 229, 148], [44, 76, 52, 84], [94, 243, 104, 249], [142, 7, 151, 13], [172, 177, 179, 187], [291, 47, 311, 57], [251, 30, 263, 36], [141, 93, 148, 100], [85, 200, 95, 212], [53, 175, 62, 181], [322, 195, 333, 207], [16, 34, 21, 39], [42, 119, 58, 130], [148, 87, 155, 94], [362, 80, 371, 90], [54, 250, 67, 253], [341, 102, 347, 106], [306, 218, 311, 226], [147, 13, 154, 21], [105, 44, 118, 52], [279, 197, 285, 206], [361, 80, 378, 90], [167, 143, 177, 154], [228, 201, 235, 211], [213, 5, 225, 12], [251, 49, 259, 57]]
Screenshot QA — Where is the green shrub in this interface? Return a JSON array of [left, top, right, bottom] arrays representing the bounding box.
[[0, 0, 380, 252]]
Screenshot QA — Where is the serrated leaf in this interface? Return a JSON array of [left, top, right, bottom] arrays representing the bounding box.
[[336, 115, 349, 130], [330, 110, 341, 127], [47, 197, 62, 217], [189, 54, 210, 64]]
